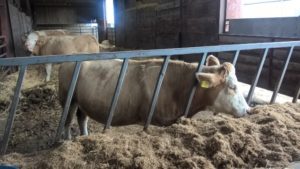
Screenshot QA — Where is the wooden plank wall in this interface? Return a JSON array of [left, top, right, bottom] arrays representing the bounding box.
[[0, 0, 14, 58], [32, 1, 106, 41], [181, 0, 219, 47], [8, 2, 32, 57], [115, 0, 220, 51], [219, 35, 300, 97], [33, 6, 99, 25]]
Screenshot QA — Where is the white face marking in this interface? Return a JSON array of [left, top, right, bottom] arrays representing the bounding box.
[[25, 32, 38, 52], [212, 70, 250, 117]]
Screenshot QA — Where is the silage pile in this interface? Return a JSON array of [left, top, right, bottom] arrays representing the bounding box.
[[0, 65, 300, 169]]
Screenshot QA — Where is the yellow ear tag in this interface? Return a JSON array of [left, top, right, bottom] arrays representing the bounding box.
[[200, 80, 210, 88]]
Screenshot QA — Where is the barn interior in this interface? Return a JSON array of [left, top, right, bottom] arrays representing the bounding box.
[[1, 0, 299, 96], [0, 0, 300, 168]]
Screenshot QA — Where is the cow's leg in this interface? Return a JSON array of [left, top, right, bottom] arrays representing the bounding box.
[[45, 63, 52, 82], [64, 103, 78, 140], [77, 109, 89, 136]]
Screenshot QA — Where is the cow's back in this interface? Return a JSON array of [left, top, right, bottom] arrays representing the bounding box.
[[73, 35, 99, 53], [39, 35, 99, 55], [35, 29, 70, 36]]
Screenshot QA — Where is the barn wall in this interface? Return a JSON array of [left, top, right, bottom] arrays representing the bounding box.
[[181, 0, 220, 47], [33, 6, 98, 25], [7, 1, 32, 57], [219, 35, 300, 97], [115, 0, 220, 50], [219, 18, 300, 97], [31, 0, 106, 41], [0, 0, 14, 58], [227, 17, 300, 38]]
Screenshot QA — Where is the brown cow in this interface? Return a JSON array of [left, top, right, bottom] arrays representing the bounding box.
[[58, 55, 251, 139], [25, 34, 99, 81]]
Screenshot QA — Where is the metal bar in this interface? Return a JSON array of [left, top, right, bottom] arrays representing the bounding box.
[[247, 48, 269, 104], [1, 41, 300, 66], [0, 36, 5, 40], [232, 50, 240, 66], [0, 44, 6, 49], [268, 48, 274, 88], [144, 56, 171, 130], [220, 33, 300, 41], [270, 47, 294, 104], [104, 58, 129, 131], [0, 53, 7, 58], [55, 62, 81, 142], [0, 65, 27, 155], [184, 53, 208, 117], [293, 83, 300, 103]]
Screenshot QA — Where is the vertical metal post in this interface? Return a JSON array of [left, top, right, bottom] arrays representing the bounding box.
[[184, 53, 208, 117], [55, 62, 81, 142], [104, 58, 129, 131], [144, 56, 171, 130], [268, 48, 274, 88], [270, 47, 294, 104], [293, 83, 300, 103], [232, 50, 240, 66], [247, 48, 269, 104], [0, 65, 27, 155]]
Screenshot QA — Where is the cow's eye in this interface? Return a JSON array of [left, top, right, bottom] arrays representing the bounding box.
[[229, 84, 237, 91]]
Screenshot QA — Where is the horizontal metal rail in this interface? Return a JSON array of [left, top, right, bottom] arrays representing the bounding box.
[[1, 41, 300, 66], [0, 41, 300, 155]]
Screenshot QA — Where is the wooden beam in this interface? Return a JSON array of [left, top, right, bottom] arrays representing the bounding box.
[[33, 2, 97, 7]]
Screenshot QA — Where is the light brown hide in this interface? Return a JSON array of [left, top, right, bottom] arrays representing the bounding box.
[[33, 34, 99, 55], [59, 59, 228, 126], [35, 29, 71, 36]]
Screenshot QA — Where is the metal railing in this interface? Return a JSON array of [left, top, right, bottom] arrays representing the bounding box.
[[0, 36, 7, 58], [0, 35, 8, 77], [0, 41, 300, 155]]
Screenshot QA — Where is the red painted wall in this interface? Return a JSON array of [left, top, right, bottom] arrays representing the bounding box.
[[226, 0, 241, 19]]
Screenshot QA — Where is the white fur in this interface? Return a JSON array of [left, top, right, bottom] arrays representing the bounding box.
[[25, 32, 38, 52], [45, 64, 52, 82], [212, 71, 250, 117], [25, 32, 53, 82]]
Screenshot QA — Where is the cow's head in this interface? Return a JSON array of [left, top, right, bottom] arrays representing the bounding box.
[[24, 32, 39, 53], [99, 40, 116, 52], [196, 55, 250, 117]]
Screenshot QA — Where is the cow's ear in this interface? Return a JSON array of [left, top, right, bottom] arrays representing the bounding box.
[[206, 55, 220, 66], [195, 72, 223, 88], [220, 62, 235, 77]]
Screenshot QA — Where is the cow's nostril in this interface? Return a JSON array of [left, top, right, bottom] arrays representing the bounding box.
[[246, 107, 252, 115]]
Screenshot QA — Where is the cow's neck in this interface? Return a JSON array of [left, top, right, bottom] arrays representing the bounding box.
[[170, 62, 205, 118], [184, 66, 225, 117]]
